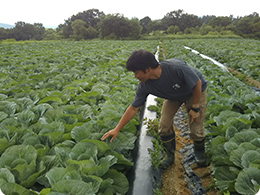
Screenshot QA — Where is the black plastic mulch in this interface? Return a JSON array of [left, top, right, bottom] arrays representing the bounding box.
[[175, 106, 207, 195]]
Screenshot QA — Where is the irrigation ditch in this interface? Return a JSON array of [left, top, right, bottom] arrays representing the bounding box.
[[126, 44, 260, 195]]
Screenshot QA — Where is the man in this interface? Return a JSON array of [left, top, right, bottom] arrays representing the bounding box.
[[101, 49, 207, 169]]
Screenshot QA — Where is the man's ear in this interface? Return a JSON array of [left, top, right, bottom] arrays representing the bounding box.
[[146, 67, 152, 73]]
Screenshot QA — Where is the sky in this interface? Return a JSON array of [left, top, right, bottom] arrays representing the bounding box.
[[1, 0, 260, 27]]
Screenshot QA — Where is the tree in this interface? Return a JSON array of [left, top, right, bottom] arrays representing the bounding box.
[[235, 13, 260, 38], [208, 16, 232, 27], [85, 26, 98, 39], [33, 23, 45, 40], [71, 9, 104, 30], [44, 28, 62, 40], [184, 27, 199, 34], [70, 19, 98, 40], [237, 17, 254, 35], [162, 9, 184, 30], [0, 28, 12, 40], [179, 13, 202, 31], [167, 26, 180, 34], [71, 19, 88, 40], [252, 17, 260, 38], [98, 14, 142, 39], [57, 22, 73, 39], [162, 10, 201, 32], [201, 15, 216, 24], [199, 23, 214, 35], [58, 9, 104, 38], [128, 19, 142, 38], [147, 20, 163, 33], [140, 16, 152, 34], [13, 21, 35, 40]]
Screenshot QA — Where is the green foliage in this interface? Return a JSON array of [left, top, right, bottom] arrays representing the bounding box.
[[71, 19, 88, 40], [98, 14, 142, 39], [70, 19, 98, 40], [0, 40, 161, 194], [0, 145, 45, 188], [167, 25, 181, 34], [208, 17, 232, 27], [140, 16, 152, 34], [10, 21, 46, 41], [162, 9, 202, 32], [0, 39, 259, 195], [143, 118, 166, 170], [44, 29, 62, 40], [235, 167, 260, 195], [147, 105, 160, 114], [1, 9, 260, 41], [153, 186, 163, 195], [180, 39, 260, 81]]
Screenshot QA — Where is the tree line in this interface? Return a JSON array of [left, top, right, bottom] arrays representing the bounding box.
[[0, 9, 259, 41]]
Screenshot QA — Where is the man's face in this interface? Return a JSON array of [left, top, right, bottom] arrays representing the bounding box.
[[134, 69, 150, 82]]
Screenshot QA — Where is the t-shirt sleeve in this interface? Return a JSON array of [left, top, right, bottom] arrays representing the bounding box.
[[178, 66, 200, 90], [131, 83, 148, 108]]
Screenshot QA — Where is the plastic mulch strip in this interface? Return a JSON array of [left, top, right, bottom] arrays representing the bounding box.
[[184, 46, 260, 96], [176, 107, 207, 195], [126, 94, 163, 195]]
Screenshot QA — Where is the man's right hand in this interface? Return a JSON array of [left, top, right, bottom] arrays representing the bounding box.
[[101, 129, 119, 142], [101, 105, 139, 143]]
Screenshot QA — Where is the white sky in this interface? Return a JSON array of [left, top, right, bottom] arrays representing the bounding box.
[[1, 0, 259, 27]]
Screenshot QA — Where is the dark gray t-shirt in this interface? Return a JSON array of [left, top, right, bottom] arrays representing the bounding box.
[[131, 58, 207, 108]]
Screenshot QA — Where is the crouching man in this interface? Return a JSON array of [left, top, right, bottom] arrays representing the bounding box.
[[101, 49, 207, 169]]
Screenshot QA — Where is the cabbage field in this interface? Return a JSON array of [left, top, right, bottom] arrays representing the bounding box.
[[0, 39, 259, 195]]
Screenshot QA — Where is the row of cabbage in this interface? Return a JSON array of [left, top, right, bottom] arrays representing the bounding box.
[[172, 38, 260, 82], [0, 40, 158, 195], [163, 40, 260, 195]]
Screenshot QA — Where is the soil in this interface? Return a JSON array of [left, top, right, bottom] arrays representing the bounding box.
[[227, 67, 260, 89], [161, 124, 220, 195]]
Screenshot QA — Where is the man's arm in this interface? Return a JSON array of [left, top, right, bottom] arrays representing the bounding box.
[[101, 105, 139, 142], [189, 79, 202, 124], [192, 79, 202, 108]]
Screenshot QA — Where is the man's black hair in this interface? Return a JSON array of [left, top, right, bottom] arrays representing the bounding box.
[[126, 49, 159, 72]]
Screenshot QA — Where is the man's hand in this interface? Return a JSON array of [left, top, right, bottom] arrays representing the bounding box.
[[189, 110, 200, 125], [101, 105, 138, 143], [101, 129, 119, 142]]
